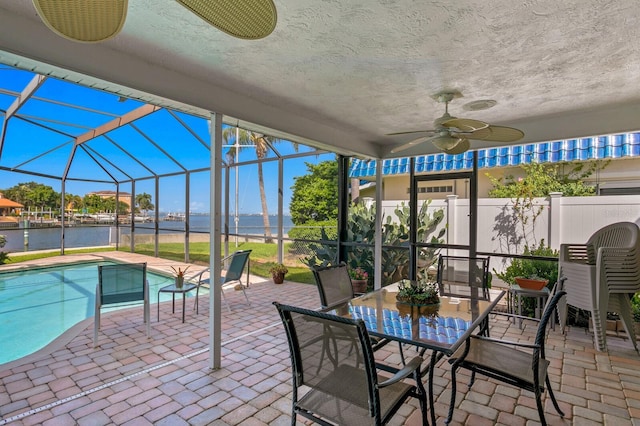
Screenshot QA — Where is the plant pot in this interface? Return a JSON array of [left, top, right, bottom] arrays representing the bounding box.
[[175, 276, 184, 289], [395, 300, 440, 317], [351, 279, 368, 294], [514, 277, 548, 291], [272, 273, 285, 284]]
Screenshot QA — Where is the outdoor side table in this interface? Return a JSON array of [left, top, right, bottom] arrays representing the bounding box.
[[509, 284, 550, 328], [158, 282, 197, 323]]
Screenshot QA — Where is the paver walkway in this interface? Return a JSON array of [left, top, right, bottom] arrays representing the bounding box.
[[1, 252, 640, 425]]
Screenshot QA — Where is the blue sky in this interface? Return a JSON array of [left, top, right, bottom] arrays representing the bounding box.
[[0, 66, 335, 215]]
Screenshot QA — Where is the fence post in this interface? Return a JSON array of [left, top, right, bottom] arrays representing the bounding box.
[[548, 192, 563, 250]]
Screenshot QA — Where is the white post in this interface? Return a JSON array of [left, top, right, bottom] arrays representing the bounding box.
[[209, 113, 223, 370], [548, 192, 563, 250]]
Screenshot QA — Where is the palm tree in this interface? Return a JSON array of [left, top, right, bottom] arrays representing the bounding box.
[[222, 128, 296, 243], [135, 192, 154, 218], [64, 194, 82, 210]]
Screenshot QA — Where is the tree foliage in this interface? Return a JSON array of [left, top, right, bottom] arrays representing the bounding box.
[[487, 160, 609, 252], [3, 182, 59, 209], [1, 182, 133, 215], [289, 160, 339, 225], [486, 160, 608, 199], [222, 127, 295, 243], [135, 192, 154, 214]]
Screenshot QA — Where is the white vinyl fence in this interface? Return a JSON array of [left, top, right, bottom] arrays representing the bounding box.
[[381, 193, 640, 273]]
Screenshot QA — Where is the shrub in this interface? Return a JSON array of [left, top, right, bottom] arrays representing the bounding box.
[[494, 240, 559, 287], [0, 235, 8, 265]]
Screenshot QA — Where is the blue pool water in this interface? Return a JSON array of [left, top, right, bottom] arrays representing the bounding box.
[[0, 262, 196, 365]]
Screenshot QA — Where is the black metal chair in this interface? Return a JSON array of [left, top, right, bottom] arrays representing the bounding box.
[[274, 302, 428, 426], [94, 262, 149, 347], [436, 255, 491, 297], [446, 289, 567, 426], [311, 263, 357, 309], [193, 249, 251, 313]]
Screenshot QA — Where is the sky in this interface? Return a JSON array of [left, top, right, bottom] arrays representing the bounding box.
[[0, 65, 335, 215]]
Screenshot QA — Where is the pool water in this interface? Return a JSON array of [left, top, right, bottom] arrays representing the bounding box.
[[0, 262, 199, 365]]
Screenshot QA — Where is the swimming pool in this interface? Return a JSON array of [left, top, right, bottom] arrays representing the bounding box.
[[0, 262, 195, 365]]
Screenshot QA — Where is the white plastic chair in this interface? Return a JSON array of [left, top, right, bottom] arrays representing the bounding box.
[[558, 222, 640, 351]]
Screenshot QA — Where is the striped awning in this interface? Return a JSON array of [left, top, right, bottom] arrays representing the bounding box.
[[350, 133, 640, 178]]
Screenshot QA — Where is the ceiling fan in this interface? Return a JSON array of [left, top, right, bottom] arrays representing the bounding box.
[[388, 91, 524, 155], [32, 0, 277, 43]]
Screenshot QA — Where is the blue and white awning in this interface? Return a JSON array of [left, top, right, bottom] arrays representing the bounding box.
[[350, 133, 640, 178]]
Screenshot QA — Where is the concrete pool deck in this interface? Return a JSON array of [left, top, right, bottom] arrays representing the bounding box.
[[1, 251, 640, 425]]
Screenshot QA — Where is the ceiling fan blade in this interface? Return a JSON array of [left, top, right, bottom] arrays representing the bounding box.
[[33, 0, 128, 42], [442, 138, 470, 155], [387, 129, 436, 136], [432, 135, 465, 152], [177, 0, 277, 39], [469, 125, 524, 142], [390, 135, 433, 153], [441, 118, 489, 132]]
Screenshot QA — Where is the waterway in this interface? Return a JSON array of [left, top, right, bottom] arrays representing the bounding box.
[[0, 214, 294, 252]]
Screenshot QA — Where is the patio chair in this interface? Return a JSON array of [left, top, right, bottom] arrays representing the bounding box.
[[558, 221, 640, 351], [446, 289, 567, 426], [193, 249, 251, 313], [94, 262, 150, 348], [436, 255, 491, 336], [274, 302, 428, 425], [436, 255, 491, 297], [312, 263, 358, 308]]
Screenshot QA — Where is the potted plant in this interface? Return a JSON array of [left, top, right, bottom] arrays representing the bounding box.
[[395, 279, 440, 317], [349, 267, 369, 293], [495, 241, 558, 289], [514, 274, 549, 291], [171, 266, 190, 288], [396, 279, 440, 305], [269, 263, 288, 284]]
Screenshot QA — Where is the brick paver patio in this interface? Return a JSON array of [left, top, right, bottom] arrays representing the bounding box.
[[1, 252, 640, 425]]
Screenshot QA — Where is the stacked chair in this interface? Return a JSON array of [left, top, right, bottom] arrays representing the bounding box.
[[558, 221, 640, 351]]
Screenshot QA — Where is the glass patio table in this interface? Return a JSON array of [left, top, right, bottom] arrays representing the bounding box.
[[325, 282, 505, 425]]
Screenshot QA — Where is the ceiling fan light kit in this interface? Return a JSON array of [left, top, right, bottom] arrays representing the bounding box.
[[463, 99, 497, 111], [33, 0, 277, 43], [388, 90, 524, 155], [432, 135, 463, 151]]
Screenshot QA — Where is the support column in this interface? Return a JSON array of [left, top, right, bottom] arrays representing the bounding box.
[[446, 195, 458, 252], [185, 171, 191, 262], [278, 157, 284, 263], [209, 112, 223, 370], [337, 156, 349, 263], [374, 159, 383, 290]]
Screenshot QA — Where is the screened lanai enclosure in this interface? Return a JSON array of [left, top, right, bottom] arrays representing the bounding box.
[[0, 65, 337, 262], [1, 63, 582, 294]]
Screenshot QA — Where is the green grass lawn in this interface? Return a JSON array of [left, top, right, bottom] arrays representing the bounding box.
[[4, 246, 116, 263], [2, 242, 315, 285], [128, 241, 315, 284]]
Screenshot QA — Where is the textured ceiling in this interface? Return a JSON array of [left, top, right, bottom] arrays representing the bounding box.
[[1, 0, 640, 159]]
